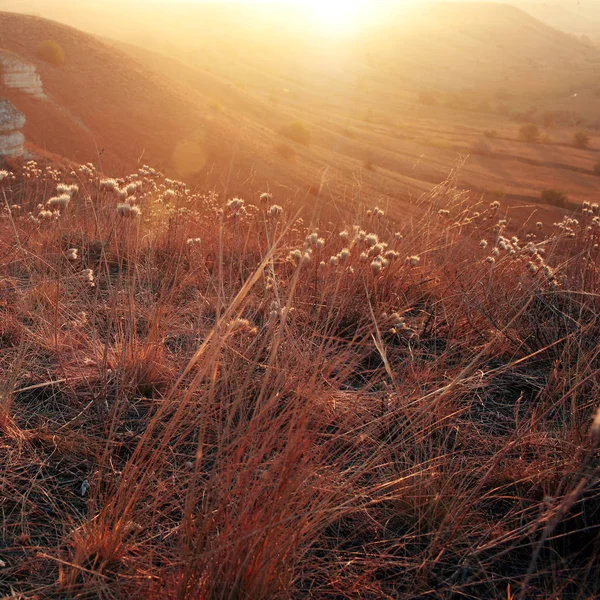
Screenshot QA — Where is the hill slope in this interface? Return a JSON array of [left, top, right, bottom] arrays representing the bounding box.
[[1, 5, 600, 217]]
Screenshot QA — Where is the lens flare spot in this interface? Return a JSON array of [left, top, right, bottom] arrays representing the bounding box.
[[172, 137, 207, 178]]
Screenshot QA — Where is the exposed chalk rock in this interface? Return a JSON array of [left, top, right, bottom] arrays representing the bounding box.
[[0, 50, 46, 99], [0, 98, 26, 158]]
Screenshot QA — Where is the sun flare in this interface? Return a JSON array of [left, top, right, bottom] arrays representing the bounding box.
[[305, 0, 371, 36]]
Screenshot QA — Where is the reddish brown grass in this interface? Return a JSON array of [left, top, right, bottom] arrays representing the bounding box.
[[0, 161, 599, 599]]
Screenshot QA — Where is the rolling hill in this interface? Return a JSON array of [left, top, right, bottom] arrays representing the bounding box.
[[0, 4, 600, 219]]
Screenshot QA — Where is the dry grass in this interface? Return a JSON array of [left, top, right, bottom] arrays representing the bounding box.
[[0, 160, 599, 599]]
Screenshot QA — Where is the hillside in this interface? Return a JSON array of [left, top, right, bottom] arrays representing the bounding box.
[[518, 1, 600, 38], [0, 10, 296, 200], [1, 4, 600, 598], [1, 5, 600, 219]]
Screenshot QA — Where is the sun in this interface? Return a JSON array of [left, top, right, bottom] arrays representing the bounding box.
[[305, 0, 371, 37]]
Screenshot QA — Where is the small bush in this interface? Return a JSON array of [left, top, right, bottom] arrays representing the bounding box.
[[496, 103, 510, 116], [483, 130, 498, 139], [418, 90, 438, 106], [541, 189, 568, 207], [36, 40, 65, 66], [276, 144, 296, 160], [471, 138, 493, 155], [573, 131, 590, 149], [280, 121, 312, 146], [476, 100, 491, 113], [519, 123, 540, 143], [363, 160, 375, 171], [488, 188, 506, 198], [542, 111, 556, 128]]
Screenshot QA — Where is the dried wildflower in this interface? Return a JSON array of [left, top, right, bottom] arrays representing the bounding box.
[[390, 312, 405, 326], [260, 192, 273, 204], [486, 256, 495, 264], [306, 232, 319, 247], [365, 233, 378, 247], [339, 230, 349, 242], [480, 239, 488, 248], [100, 178, 119, 192], [407, 255, 420, 267], [186, 238, 201, 246], [438, 209, 450, 217], [228, 318, 257, 337], [0, 170, 10, 181], [81, 269, 95, 288], [226, 197, 245, 213], [491, 247, 500, 257], [394, 232, 403, 241], [126, 183, 139, 196], [370, 258, 382, 274], [268, 204, 283, 217], [116, 202, 141, 218], [373, 207, 385, 218], [56, 183, 79, 197], [47, 194, 70, 211], [490, 200, 500, 210], [66, 248, 79, 261], [359, 251, 369, 262], [288, 249, 302, 262], [329, 255, 339, 267], [315, 237, 325, 250], [371, 243, 385, 256], [338, 248, 350, 262], [527, 262, 538, 274]]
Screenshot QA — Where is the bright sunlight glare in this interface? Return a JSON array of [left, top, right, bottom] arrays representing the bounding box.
[[304, 0, 371, 36]]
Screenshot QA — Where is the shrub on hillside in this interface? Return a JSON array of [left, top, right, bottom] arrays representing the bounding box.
[[471, 137, 493, 155], [280, 121, 312, 146], [418, 90, 438, 106], [496, 103, 510, 116], [573, 131, 590, 149], [276, 143, 296, 160], [519, 123, 540, 143], [36, 40, 65, 66], [541, 189, 568, 208]]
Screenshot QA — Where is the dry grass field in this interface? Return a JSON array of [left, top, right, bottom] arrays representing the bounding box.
[[0, 158, 599, 598], [0, 2, 600, 599]]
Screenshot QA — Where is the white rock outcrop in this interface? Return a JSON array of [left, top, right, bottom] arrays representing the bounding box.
[[0, 50, 46, 100], [0, 98, 26, 158]]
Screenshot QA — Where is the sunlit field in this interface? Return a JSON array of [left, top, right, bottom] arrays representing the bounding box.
[[0, 1, 600, 599]]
